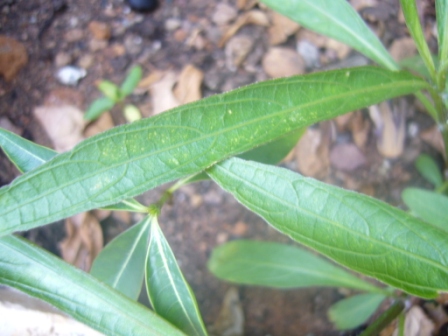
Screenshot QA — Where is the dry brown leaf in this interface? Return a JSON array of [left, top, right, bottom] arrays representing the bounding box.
[[212, 3, 238, 25], [268, 11, 300, 45], [59, 212, 103, 272], [0, 35, 28, 81], [349, 111, 370, 149], [225, 35, 255, 70], [369, 101, 406, 158], [326, 38, 351, 60], [389, 37, 417, 62], [135, 71, 164, 94], [420, 125, 446, 158], [173, 64, 204, 104], [392, 306, 434, 336], [295, 125, 331, 178], [149, 71, 180, 115], [262, 47, 305, 78], [34, 105, 85, 152], [236, 0, 258, 10], [219, 10, 270, 48], [84, 111, 114, 138], [209, 287, 244, 336]]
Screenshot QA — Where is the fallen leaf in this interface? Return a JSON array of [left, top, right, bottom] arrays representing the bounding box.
[[219, 10, 269, 48], [225, 35, 255, 70], [389, 37, 417, 62], [236, 0, 257, 10], [268, 11, 300, 45], [212, 3, 238, 25], [262, 47, 305, 78], [34, 105, 85, 152], [149, 71, 179, 115], [392, 306, 434, 336], [59, 212, 103, 272], [295, 125, 331, 178], [0, 35, 28, 81], [84, 111, 114, 138], [209, 287, 244, 336], [349, 111, 370, 149], [420, 125, 446, 159], [173, 64, 204, 104], [369, 100, 406, 158]]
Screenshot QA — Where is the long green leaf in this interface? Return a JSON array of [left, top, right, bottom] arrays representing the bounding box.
[[436, 0, 448, 67], [0, 67, 427, 236], [208, 240, 384, 293], [120, 66, 143, 97], [84, 97, 115, 121], [0, 128, 56, 173], [260, 0, 398, 70], [402, 188, 448, 231], [146, 215, 207, 336], [0, 235, 185, 336], [207, 158, 448, 298], [399, 0, 437, 81], [328, 293, 386, 330], [415, 154, 443, 187], [90, 216, 151, 300]]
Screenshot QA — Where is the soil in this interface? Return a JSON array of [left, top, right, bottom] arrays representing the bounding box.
[[0, 0, 444, 335]]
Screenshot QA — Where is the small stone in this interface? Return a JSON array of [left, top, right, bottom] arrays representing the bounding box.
[[330, 143, 366, 171], [231, 221, 248, 236], [297, 40, 320, 69], [64, 29, 84, 42], [89, 38, 108, 52], [124, 35, 143, 55], [55, 66, 87, 86], [212, 3, 238, 25], [216, 232, 229, 244], [54, 52, 72, 67], [389, 37, 416, 62], [225, 35, 254, 71], [173, 29, 188, 42], [165, 18, 181, 31], [78, 54, 94, 69], [88, 21, 111, 40]]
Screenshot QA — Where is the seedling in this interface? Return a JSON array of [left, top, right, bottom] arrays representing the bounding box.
[[84, 65, 143, 121]]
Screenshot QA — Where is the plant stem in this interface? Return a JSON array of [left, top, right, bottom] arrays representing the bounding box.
[[152, 174, 200, 212], [359, 300, 405, 336]]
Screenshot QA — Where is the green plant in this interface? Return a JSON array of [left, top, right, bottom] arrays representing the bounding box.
[[0, 0, 447, 335], [84, 65, 143, 122]]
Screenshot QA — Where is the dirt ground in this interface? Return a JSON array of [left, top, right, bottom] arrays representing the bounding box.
[[0, 0, 445, 335]]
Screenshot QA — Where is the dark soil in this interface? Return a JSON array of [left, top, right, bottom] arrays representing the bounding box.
[[0, 0, 443, 335]]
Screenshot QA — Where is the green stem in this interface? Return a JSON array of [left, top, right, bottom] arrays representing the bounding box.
[[397, 311, 405, 336], [359, 300, 405, 336], [415, 91, 439, 122]]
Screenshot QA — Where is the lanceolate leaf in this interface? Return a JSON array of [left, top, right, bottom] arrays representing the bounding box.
[[0, 128, 56, 173], [208, 240, 384, 293], [90, 216, 151, 300], [436, 0, 448, 68], [402, 188, 448, 231], [328, 293, 386, 330], [0, 67, 427, 236], [146, 215, 207, 336], [84, 97, 115, 121], [415, 154, 443, 187], [0, 235, 185, 336], [399, 0, 437, 81], [260, 0, 398, 70], [207, 158, 448, 298], [120, 66, 143, 97]]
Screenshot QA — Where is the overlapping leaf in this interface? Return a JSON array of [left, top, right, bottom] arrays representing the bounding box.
[[207, 157, 448, 298], [328, 293, 387, 330], [402, 188, 448, 231], [146, 215, 207, 336], [90, 216, 151, 300], [0, 128, 56, 173], [0, 67, 428, 236], [260, 0, 398, 70], [0, 235, 185, 336], [208, 240, 383, 293]]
